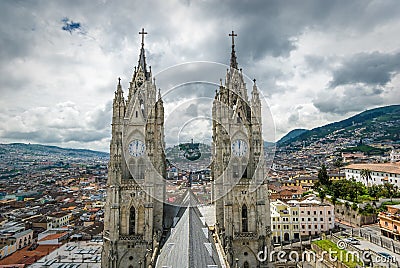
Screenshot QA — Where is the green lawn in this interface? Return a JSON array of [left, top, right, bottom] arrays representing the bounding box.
[[312, 239, 363, 268]]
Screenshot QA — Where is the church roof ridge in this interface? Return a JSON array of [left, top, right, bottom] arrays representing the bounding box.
[[155, 196, 221, 267]]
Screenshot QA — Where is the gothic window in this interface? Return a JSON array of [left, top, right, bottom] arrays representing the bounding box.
[[237, 112, 242, 123], [140, 100, 145, 117], [233, 159, 239, 178], [243, 261, 249, 268], [242, 204, 248, 232], [129, 206, 136, 234], [135, 158, 145, 180], [241, 165, 247, 179]]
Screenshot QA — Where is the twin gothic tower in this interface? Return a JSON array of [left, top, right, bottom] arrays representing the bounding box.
[[102, 29, 272, 268]]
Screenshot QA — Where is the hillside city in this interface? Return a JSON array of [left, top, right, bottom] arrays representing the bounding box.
[[0, 106, 399, 267]]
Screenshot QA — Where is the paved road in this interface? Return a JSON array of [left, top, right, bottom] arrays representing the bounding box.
[[354, 239, 400, 267]]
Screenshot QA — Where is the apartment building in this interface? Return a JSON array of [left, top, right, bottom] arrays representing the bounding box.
[[270, 199, 300, 244], [344, 162, 400, 187], [270, 197, 334, 243], [47, 212, 71, 228], [298, 198, 334, 237], [379, 204, 400, 240]]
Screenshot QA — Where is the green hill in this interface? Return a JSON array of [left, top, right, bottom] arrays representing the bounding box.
[[277, 129, 308, 145], [279, 105, 400, 147], [0, 143, 109, 159]]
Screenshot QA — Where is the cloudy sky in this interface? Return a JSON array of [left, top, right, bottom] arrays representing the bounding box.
[[1, 0, 400, 152]]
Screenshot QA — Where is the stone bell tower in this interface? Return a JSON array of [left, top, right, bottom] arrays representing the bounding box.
[[212, 31, 272, 268], [102, 28, 166, 268]]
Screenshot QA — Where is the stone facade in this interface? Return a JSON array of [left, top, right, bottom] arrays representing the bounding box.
[[102, 31, 167, 268], [335, 202, 377, 227], [212, 32, 272, 268], [102, 30, 274, 268]]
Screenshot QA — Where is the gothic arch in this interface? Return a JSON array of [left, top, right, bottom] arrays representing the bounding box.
[[284, 232, 290, 241], [139, 98, 145, 117], [236, 245, 258, 268], [129, 206, 136, 235], [118, 247, 144, 268], [241, 204, 248, 232]]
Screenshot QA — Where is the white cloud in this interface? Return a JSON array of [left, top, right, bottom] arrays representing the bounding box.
[[1, 0, 400, 150]]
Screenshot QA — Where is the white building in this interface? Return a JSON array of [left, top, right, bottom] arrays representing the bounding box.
[[298, 198, 335, 237], [391, 150, 400, 162], [47, 212, 71, 228], [344, 163, 400, 187], [270, 199, 300, 244], [30, 241, 102, 267], [270, 197, 334, 243]]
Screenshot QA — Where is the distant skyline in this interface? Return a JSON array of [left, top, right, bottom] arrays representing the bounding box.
[[1, 0, 400, 152]]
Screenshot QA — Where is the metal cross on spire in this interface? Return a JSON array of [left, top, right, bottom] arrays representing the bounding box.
[[229, 30, 237, 46], [229, 31, 238, 69], [139, 28, 148, 46]]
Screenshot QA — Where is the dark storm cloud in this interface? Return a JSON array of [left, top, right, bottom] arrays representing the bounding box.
[[330, 52, 400, 87], [1, 129, 108, 144], [1, 0, 400, 149], [0, 1, 38, 62], [198, 0, 400, 63], [2, 130, 62, 144], [89, 101, 112, 131], [313, 85, 385, 115]]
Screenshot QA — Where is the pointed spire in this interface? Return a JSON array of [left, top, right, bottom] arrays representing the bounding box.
[[115, 77, 124, 103], [252, 78, 258, 92], [137, 28, 148, 75], [252, 78, 260, 103], [229, 30, 238, 69]]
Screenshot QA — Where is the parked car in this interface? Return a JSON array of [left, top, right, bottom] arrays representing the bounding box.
[[378, 252, 393, 260], [344, 237, 360, 245]]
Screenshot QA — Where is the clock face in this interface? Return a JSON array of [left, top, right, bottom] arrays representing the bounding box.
[[128, 140, 146, 157], [231, 139, 248, 157]]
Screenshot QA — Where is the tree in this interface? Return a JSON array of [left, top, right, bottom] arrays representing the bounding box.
[[318, 164, 330, 186], [360, 169, 372, 187], [348, 179, 365, 202], [368, 185, 383, 200], [384, 182, 397, 201], [331, 195, 338, 205]]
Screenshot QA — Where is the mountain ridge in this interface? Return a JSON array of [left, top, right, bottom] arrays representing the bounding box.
[[277, 129, 308, 145], [0, 143, 109, 158], [278, 104, 400, 147]]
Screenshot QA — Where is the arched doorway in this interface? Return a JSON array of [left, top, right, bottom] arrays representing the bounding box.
[[284, 232, 290, 241]]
